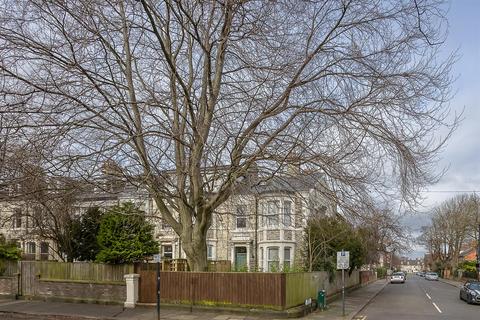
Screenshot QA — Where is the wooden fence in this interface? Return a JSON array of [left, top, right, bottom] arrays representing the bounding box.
[[35, 261, 133, 283], [134, 260, 231, 272], [135, 270, 369, 310], [0, 260, 19, 277], [137, 271, 286, 309]]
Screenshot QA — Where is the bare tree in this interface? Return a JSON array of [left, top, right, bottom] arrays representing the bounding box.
[[0, 0, 456, 270], [357, 206, 412, 266], [420, 194, 477, 275], [0, 146, 80, 261]]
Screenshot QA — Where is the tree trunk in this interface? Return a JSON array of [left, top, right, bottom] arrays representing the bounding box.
[[182, 234, 208, 271]]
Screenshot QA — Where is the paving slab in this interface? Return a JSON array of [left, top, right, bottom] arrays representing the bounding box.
[[305, 279, 388, 320], [438, 277, 464, 288]]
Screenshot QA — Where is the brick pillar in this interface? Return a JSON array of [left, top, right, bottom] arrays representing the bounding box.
[[124, 274, 140, 308]]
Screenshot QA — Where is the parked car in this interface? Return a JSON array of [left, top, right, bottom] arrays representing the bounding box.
[[459, 281, 480, 304], [418, 271, 426, 277], [390, 272, 405, 284], [425, 272, 439, 281]]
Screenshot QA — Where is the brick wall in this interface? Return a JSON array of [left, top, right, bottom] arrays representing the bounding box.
[[359, 270, 377, 285], [19, 262, 127, 305], [0, 276, 17, 297], [35, 279, 125, 304]]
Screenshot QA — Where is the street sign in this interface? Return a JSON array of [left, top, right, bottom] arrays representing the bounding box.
[[337, 250, 349, 317], [337, 250, 350, 270], [153, 254, 162, 263]]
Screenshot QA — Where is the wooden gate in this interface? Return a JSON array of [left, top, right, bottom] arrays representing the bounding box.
[[19, 261, 37, 297], [135, 262, 158, 303]]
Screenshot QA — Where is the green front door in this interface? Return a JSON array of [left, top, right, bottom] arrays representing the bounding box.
[[234, 247, 247, 270]]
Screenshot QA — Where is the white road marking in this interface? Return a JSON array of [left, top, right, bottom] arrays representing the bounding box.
[[425, 293, 431, 300], [432, 302, 442, 313]]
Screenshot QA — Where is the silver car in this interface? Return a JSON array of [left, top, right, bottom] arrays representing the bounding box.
[[425, 272, 439, 281], [390, 272, 405, 284]]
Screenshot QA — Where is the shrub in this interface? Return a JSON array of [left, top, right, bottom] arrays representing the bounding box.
[[96, 202, 159, 264]]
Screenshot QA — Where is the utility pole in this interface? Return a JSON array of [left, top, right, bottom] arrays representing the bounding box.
[[475, 192, 480, 281], [254, 194, 259, 271], [477, 223, 480, 281]]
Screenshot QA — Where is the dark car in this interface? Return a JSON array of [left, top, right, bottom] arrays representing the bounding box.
[[459, 281, 480, 304]]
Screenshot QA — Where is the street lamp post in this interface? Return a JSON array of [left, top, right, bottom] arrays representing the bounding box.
[[477, 223, 480, 281]]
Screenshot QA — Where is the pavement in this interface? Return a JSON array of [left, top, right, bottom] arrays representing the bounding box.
[[0, 279, 387, 320], [437, 277, 463, 288], [305, 280, 387, 320], [353, 275, 480, 320]]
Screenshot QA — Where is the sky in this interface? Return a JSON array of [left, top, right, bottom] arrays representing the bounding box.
[[404, 0, 480, 258]]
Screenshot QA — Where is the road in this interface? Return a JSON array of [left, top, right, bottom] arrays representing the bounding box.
[[354, 275, 479, 320]]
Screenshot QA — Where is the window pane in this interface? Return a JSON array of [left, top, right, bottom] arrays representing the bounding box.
[[162, 245, 173, 259], [284, 247, 291, 261], [14, 209, 22, 228], [40, 242, 49, 254], [207, 245, 213, 259], [27, 242, 36, 254], [268, 247, 279, 260], [259, 248, 263, 267], [266, 201, 279, 227], [283, 201, 291, 227], [236, 205, 247, 228]]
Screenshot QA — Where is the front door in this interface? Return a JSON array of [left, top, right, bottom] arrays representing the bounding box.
[[234, 247, 247, 271]]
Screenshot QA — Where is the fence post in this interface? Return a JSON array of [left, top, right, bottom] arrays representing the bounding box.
[[124, 274, 140, 308]]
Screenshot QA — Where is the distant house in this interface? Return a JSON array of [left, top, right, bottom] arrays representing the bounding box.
[[459, 247, 477, 262], [399, 257, 424, 272]]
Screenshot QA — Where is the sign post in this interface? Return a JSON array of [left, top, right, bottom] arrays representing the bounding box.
[[153, 254, 162, 320], [337, 250, 350, 317], [477, 224, 480, 281]]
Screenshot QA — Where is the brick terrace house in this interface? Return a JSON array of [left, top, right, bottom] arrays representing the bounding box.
[[0, 170, 334, 270], [459, 246, 478, 262]]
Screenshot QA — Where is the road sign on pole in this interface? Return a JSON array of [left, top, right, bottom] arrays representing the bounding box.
[[337, 250, 350, 317], [337, 250, 350, 270]]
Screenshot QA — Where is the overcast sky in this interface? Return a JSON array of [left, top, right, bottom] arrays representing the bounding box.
[[404, 0, 480, 258]]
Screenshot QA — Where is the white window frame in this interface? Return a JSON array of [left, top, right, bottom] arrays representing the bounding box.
[[13, 209, 22, 229], [207, 244, 215, 260], [265, 201, 279, 228], [284, 247, 291, 270], [283, 200, 292, 227], [236, 205, 247, 229], [259, 247, 264, 271], [162, 244, 173, 259], [27, 242, 36, 254], [267, 247, 279, 271]]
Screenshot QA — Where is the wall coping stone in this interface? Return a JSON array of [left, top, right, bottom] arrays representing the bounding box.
[[38, 278, 125, 286]]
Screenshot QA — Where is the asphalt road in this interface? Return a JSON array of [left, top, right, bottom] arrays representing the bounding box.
[[354, 275, 479, 320]]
